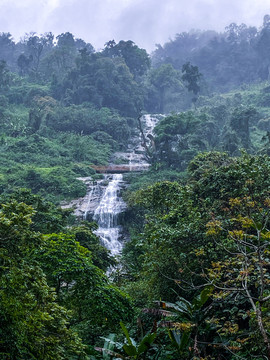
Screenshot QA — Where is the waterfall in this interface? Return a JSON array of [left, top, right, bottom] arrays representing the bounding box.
[[83, 188, 94, 220], [77, 114, 163, 256], [93, 174, 125, 256], [83, 183, 101, 220]]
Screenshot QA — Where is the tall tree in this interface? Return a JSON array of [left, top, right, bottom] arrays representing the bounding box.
[[148, 64, 182, 113], [0, 60, 11, 89], [103, 40, 150, 79], [182, 61, 202, 104]]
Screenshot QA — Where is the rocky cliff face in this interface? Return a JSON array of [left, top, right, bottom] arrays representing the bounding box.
[[61, 177, 104, 220]]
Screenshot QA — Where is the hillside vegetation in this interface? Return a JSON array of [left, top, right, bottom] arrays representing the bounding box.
[[0, 15, 270, 360]]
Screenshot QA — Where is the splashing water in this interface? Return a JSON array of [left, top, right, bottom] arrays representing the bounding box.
[[93, 174, 125, 256], [83, 183, 102, 220]]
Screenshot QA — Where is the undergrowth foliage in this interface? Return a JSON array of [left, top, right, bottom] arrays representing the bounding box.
[[0, 17, 270, 359]]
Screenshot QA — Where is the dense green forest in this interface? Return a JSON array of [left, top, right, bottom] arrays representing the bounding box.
[[0, 14, 270, 360]]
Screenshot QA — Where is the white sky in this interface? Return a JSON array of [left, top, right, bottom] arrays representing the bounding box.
[[0, 0, 269, 52]]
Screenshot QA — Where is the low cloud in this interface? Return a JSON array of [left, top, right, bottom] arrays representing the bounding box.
[[0, 0, 268, 51]]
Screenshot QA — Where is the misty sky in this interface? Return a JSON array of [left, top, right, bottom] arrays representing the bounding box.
[[0, 0, 269, 52]]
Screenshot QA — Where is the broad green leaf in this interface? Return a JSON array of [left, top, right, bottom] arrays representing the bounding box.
[[179, 331, 191, 352], [120, 321, 135, 346], [123, 344, 137, 357], [137, 332, 156, 355], [192, 285, 214, 310]]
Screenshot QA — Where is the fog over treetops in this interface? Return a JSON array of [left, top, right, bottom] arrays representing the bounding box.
[[0, 0, 268, 51], [1, 1, 270, 359]]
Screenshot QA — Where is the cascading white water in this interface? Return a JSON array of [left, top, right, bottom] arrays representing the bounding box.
[[144, 114, 160, 138], [83, 183, 101, 220], [93, 174, 126, 256], [78, 115, 163, 256]]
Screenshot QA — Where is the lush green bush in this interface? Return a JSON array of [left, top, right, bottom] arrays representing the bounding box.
[[121, 152, 270, 359]]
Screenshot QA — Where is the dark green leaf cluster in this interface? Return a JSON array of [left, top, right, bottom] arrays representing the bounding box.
[[122, 152, 270, 359], [0, 197, 133, 359]]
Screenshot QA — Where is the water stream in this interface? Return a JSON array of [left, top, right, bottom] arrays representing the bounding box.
[[83, 182, 102, 220], [92, 174, 126, 256], [81, 114, 162, 255]]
